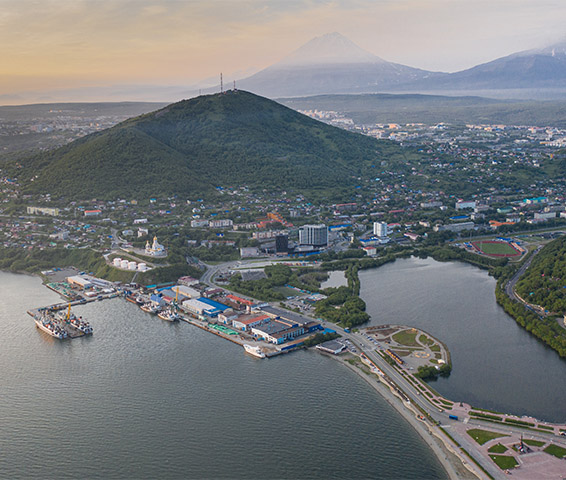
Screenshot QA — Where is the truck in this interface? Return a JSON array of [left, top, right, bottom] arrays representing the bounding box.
[[448, 415, 458, 421], [344, 327, 351, 333]]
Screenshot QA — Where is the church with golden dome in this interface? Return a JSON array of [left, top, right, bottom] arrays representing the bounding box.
[[145, 236, 166, 256]]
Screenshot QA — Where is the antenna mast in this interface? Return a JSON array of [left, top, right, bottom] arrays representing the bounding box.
[[233, 80, 236, 91], [220, 73, 223, 93]]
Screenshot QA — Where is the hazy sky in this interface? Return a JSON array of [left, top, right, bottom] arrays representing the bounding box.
[[1, 0, 565, 101]]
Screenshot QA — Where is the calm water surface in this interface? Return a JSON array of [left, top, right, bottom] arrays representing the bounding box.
[[360, 257, 566, 423], [0, 271, 446, 480], [320, 270, 347, 289]]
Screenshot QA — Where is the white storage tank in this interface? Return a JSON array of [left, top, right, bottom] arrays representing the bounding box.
[[120, 259, 129, 269], [137, 263, 147, 271], [128, 261, 137, 270], [113, 257, 122, 267]]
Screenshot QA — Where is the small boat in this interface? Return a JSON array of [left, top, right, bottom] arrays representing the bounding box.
[[125, 294, 142, 305]]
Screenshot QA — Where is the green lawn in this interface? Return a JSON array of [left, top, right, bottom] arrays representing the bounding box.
[[418, 334, 434, 346], [488, 443, 508, 454], [467, 428, 509, 445], [392, 329, 419, 347], [273, 286, 302, 297], [489, 455, 518, 470], [523, 439, 545, 447], [544, 444, 566, 458]]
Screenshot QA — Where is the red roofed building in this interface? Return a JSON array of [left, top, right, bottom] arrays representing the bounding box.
[[232, 314, 270, 331]]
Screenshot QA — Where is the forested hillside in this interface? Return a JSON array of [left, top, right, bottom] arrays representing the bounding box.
[[515, 236, 566, 313], [20, 90, 410, 200]]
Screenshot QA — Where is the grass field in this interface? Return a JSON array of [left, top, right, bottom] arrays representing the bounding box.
[[392, 329, 419, 347], [488, 443, 508, 454], [489, 455, 518, 470], [472, 240, 521, 257], [467, 428, 509, 445], [544, 444, 566, 458]]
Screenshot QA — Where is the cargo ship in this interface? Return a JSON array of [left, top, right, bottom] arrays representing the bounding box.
[[56, 305, 93, 335], [243, 344, 266, 358], [34, 313, 68, 339]]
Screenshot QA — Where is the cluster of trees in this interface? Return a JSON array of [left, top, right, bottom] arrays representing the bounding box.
[[515, 236, 566, 314], [415, 245, 508, 270], [315, 285, 370, 328], [496, 281, 566, 358], [303, 332, 340, 347], [415, 364, 452, 380], [228, 264, 324, 302]]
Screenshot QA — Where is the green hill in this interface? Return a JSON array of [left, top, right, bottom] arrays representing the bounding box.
[[22, 90, 402, 200], [516, 236, 566, 313]]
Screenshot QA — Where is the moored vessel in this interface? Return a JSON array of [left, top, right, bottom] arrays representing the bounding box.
[[140, 303, 161, 314], [56, 305, 93, 335], [157, 308, 179, 322], [34, 314, 68, 339], [243, 344, 266, 358]]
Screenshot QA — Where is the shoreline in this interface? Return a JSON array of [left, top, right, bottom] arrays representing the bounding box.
[[329, 353, 482, 480]]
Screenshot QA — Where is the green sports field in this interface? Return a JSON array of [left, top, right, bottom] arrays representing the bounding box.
[[472, 241, 520, 256]]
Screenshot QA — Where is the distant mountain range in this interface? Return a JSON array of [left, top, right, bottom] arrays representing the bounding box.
[[21, 91, 407, 200], [234, 33, 566, 99], [5, 33, 566, 105], [235, 32, 440, 97]]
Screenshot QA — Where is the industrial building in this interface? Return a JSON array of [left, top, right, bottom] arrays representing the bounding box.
[[232, 313, 270, 331], [171, 285, 201, 300], [316, 340, 346, 355], [298, 224, 328, 247], [181, 298, 227, 317], [67, 275, 93, 290]]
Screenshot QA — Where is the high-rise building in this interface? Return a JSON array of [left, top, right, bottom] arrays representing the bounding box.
[[299, 224, 328, 246], [275, 234, 289, 253], [373, 221, 388, 237]]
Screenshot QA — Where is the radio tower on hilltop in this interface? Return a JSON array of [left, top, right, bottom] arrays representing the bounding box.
[[220, 73, 223, 93]]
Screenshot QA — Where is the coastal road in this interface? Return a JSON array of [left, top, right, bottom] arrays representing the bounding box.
[[505, 245, 543, 310], [331, 328, 503, 479]]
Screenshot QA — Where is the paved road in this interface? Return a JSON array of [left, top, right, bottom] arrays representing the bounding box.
[[505, 245, 543, 310]]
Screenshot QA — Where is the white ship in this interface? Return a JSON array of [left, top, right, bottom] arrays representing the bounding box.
[[157, 308, 179, 322], [243, 344, 266, 359], [140, 303, 161, 314], [35, 314, 67, 339]]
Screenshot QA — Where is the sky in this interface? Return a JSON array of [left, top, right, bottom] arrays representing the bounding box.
[[1, 0, 565, 103]]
